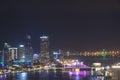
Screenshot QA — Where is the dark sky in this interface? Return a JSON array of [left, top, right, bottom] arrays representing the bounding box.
[[0, 0, 120, 52]]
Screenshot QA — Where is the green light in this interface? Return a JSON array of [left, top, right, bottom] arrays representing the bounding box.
[[102, 49, 107, 60], [0, 61, 3, 64]]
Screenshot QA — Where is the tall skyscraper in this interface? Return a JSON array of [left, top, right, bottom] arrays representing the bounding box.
[[8, 47, 18, 61], [18, 45, 25, 62], [25, 35, 33, 62], [0, 50, 3, 68], [8, 47, 18, 66], [3, 43, 11, 67], [40, 36, 49, 62]]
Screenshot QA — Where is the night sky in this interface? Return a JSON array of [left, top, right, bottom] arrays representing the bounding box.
[[0, 0, 120, 52]]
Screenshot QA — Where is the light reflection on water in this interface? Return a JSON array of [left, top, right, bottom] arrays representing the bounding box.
[[0, 71, 104, 80], [0, 74, 5, 80], [18, 72, 27, 80], [68, 71, 90, 80]]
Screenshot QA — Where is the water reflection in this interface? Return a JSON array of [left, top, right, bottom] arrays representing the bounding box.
[[6, 73, 17, 80], [75, 73, 79, 80], [0, 70, 105, 80], [0, 74, 5, 80], [18, 72, 27, 80], [68, 71, 90, 80]]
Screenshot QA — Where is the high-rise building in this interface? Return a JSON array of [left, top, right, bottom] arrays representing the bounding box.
[[0, 50, 4, 68], [8, 47, 18, 61], [8, 47, 18, 66], [16, 35, 33, 66], [18, 45, 25, 62], [25, 35, 33, 62], [3, 43, 11, 67], [40, 36, 49, 62]]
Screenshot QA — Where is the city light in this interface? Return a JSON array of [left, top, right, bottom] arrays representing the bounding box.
[[93, 63, 101, 67], [40, 36, 48, 39], [0, 61, 3, 64], [19, 45, 24, 47], [112, 66, 120, 68]]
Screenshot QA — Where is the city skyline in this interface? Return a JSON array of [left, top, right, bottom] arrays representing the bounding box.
[[0, 34, 120, 52], [0, 0, 120, 51]]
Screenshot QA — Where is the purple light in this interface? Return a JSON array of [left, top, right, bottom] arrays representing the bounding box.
[[65, 62, 90, 68], [33, 54, 39, 59], [68, 71, 90, 76]]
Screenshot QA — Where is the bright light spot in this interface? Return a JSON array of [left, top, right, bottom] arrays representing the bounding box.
[[93, 63, 101, 67], [69, 72, 72, 75], [91, 70, 94, 76], [21, 72, 27, 77], [76, 60, 78, 62], [72, 62, 76, 65], [112, 66, 120, 68], [48, 65, 51, 68], [19, 45, 24, 47], [33, 54, 39, 59], [106, 66, 110, 69], [80, 62, 83, 65], [95, 68, 101, 71], [75, 68, 80, 72], [53, 52, 59, 54], [56, 59, 60, 62], [22, 56, 25, 58], [101, 67, 104, 70], [40, 36, 48, 39], [66, 63, 71, 66], [105, 71, 108, 76]]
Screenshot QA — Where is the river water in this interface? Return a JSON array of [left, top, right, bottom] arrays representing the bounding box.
[[0, 70, 105, 80]]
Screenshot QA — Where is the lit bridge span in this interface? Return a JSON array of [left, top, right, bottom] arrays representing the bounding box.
[[63, 51, 120, 66]]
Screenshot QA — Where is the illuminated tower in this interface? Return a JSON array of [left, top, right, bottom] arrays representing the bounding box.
[[25, 35, 33, 62], [3, 43, 11, 67], [18, 45, 26, 62], [8, 47, 18, 66], [40, 36, 49, 62], [8, 47, 18, 61]]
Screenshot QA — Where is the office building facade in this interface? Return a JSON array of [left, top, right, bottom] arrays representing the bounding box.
[[40, 36, 50, 62]]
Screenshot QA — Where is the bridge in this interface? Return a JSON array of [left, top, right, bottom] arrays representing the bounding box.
[[63, 52, 120, 66], [39, 67, 91, 73], [39, 62, 92, 73]]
